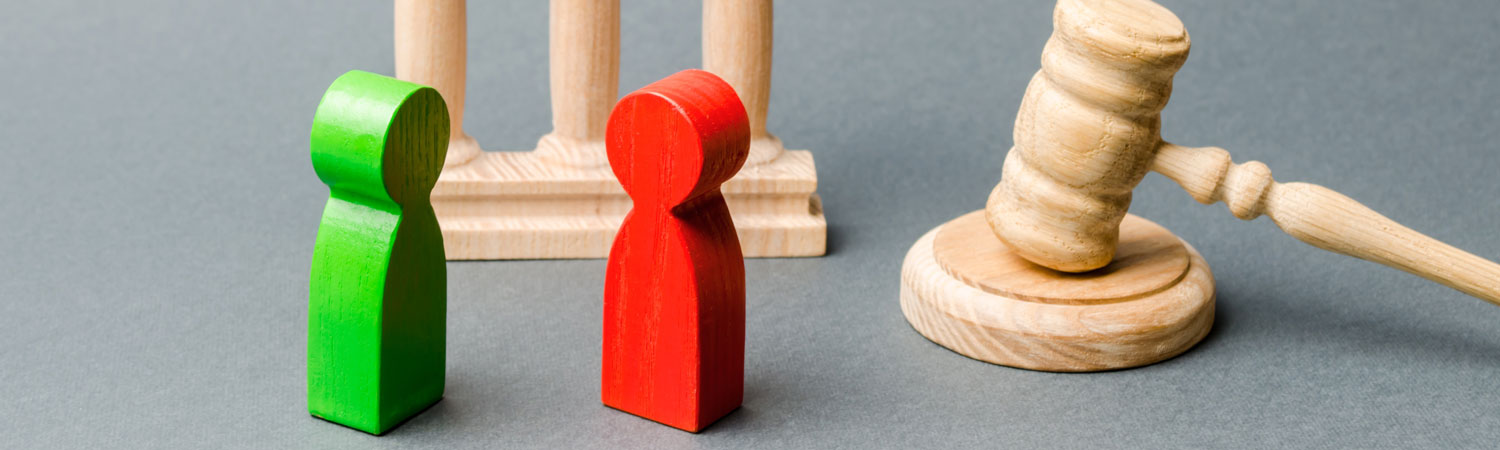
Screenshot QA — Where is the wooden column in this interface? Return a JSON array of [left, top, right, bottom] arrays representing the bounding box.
[[536, 0, 620, 168], [395, 0, 478, 168], [704, 0, 782, 166]]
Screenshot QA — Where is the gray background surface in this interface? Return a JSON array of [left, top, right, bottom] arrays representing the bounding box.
[[4, 0, 1500, 448]]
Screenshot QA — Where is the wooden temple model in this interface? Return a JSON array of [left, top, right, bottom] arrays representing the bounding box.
[[395, 0, 826, 259]]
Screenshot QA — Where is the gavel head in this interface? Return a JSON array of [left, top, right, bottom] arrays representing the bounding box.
[[986, 0, 1191, 272]]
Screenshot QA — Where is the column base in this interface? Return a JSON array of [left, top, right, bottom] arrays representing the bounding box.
[[432, 147, 826, 260]]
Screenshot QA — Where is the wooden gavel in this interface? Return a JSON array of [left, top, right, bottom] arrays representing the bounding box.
[[987, 0, 1500, 305]]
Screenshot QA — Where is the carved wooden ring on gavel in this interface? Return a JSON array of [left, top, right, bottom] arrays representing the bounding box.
[[988, 0, 1500, 306]]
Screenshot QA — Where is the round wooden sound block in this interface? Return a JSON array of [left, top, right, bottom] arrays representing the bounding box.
[[899, 210, 1215, 372]]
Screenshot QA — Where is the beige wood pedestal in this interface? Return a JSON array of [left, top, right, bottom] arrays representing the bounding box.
[[396, 0, 825, 259], [899, 211, 1215, 372]]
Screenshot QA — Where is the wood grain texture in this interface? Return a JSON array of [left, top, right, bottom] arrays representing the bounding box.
[[985, 0, 1500, 307], [935, 211, 1188, 305], [395, 0, 825, 260], [431, 150, 823, 259], [902, 211, 1214, 372], [395, 0, 476, 168], [986, 0, 1190, 273], [535, 0, 619, 168], [703, 0, 782, 166], [1153, 143, 1500, 306], [601, 70, 748, 432], [307, 70, 448, 435]]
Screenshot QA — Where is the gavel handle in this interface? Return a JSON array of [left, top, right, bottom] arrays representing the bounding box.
[[1152, 143, 1500, 307]]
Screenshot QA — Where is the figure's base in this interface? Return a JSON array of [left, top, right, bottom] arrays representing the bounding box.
[[309, 396, 442, 436], [602, 401, 740, 434], [899, 210, 1215, 372], [431, 147, 826, 260]]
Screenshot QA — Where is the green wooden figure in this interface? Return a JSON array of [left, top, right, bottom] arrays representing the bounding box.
[[307, 70, 449, 435]]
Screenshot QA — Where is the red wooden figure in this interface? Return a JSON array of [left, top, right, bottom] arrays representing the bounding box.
[[601, 69, 751, 433]]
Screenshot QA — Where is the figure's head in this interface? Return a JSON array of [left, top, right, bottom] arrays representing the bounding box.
[[606, 69, 750, 210], [986, 0, 1190, 272], [311, 70, 449, 207]]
